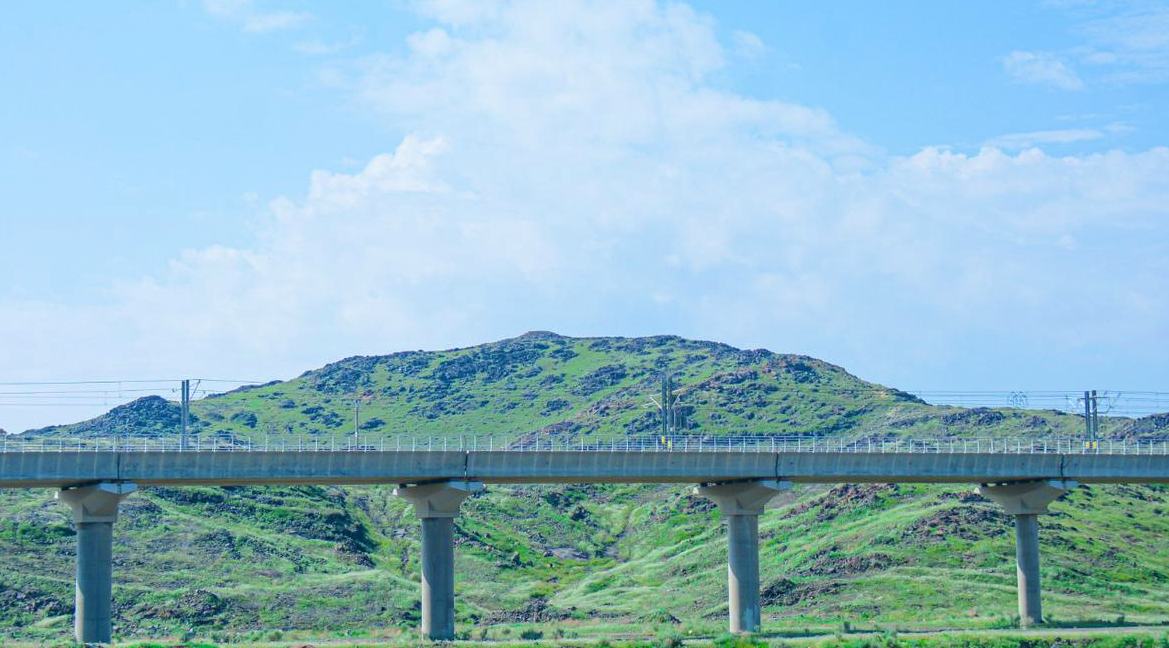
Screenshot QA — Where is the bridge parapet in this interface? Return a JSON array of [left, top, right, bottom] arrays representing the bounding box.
[[3, 433, 1168, 455]]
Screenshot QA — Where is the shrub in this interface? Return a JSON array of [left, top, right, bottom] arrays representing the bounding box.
[[655, 630, 684, 648], [520, 628, 544, 640]]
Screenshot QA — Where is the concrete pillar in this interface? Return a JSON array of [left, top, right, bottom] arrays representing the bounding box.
[[56, 482, 137, 644], [695, 479, 791, 634], [977, 479, 1075, 627], [1014, 513, 1041, 622], [394, 480, 483, 640]]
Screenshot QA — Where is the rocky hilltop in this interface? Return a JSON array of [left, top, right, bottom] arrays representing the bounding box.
[[31, 332, 1153, 442]]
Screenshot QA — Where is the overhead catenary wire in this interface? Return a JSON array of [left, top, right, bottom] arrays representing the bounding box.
[[0, 377, 1166, 423], [0, 378, 265, 411]]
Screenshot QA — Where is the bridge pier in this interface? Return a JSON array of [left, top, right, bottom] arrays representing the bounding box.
[[56, 482, 136, 645], [695, 479, 791, 634], [977, 479, 1075, 626], [394, 480, 483, 640]]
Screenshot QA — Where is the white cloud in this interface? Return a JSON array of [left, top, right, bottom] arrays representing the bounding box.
[[294, 31, 363, 55], [1005, 4, 1169, 87], [985, 121, 1135, 149], [1078, 5, 1169, 83], [3, 0, 1169, 432], [985, 128, 1104, 149], [1002, 50, 1084, 90], [202, 0, 311, 33], [732, 30, 767, 59]]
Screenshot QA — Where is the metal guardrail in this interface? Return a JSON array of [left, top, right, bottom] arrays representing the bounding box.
[[1, 434, 1168, 455]]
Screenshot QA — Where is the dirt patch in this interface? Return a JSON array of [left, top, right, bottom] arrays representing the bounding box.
[[802, 548, 898, 577], [135, 588, 225, 623], [683, 496, 717, 514], [333, 539, 375, 567], [761, 578, 842, 606], [481, 597, 572, 624], [904, 505, 1005, 542], [0, 586, 67, 617], [787, 484, 899, 522]]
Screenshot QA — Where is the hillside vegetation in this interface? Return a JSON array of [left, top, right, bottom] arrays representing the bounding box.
[[3, 333, 1167, 642]]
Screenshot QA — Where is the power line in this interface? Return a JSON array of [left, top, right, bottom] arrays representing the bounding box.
[[0, 403, 132, 408], [0, 378, 267, 386], [0, 386, 178, 394], [0, 376, 1166, 421], [186, 378, 271, 384], [0, 379, 181, 386], [0, 377, 1164, 399]]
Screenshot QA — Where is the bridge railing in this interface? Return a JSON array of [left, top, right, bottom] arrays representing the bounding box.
[[1, 434, 1168, 455]]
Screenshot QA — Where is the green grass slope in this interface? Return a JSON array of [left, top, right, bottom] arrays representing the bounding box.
[[2, 333, 1167, 642]]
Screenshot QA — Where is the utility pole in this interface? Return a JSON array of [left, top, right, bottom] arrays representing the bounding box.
[[651, 373, 685, 441], [661, 373, 670, 437], [1082, 390, 1090, 438], [1082, 390, 1100, 441], [658, 373, 685, 435], [180, 379, 190, 451], [1090, 389, 1099, 439], [353, 397, 360, 439]]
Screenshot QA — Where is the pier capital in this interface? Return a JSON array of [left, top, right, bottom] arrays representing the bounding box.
[[695, 479, 792, 516], [57, 482, 137, 523], [394, 480, 483, 518], [976, 479, 1076, 515]]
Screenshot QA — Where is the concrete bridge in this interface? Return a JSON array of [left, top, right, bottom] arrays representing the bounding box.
[[3, 434, 1168, 643]]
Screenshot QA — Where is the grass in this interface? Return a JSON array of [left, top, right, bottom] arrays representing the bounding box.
[[5, 628, 1169, 647], [11, 481, 1165, 641]]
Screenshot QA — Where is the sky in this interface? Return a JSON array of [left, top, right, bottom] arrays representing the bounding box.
[[2, 0, 1168, 432]]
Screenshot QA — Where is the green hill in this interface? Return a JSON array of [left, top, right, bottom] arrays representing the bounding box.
[[2, 333, 1167, 642], [27, 332, 1126, 443]]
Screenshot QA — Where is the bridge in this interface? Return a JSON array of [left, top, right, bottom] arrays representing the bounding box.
[[3, 434, 1168, 643]]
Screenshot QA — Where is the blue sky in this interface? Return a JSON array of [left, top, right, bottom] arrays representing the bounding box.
[[2, 0, 1168, 431]]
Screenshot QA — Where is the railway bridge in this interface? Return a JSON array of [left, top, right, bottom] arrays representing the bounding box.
[[2, 434, 1168, 643]]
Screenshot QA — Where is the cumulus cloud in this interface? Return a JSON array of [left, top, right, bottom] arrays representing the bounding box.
[[3, 0, 1168, 431], [1002, 50, 1085, 90]]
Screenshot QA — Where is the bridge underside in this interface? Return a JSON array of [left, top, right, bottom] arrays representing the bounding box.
[[1, 450, 1167, 488]]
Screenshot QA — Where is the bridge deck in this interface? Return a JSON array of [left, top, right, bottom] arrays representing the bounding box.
[[2, 448, 1167, 488]]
